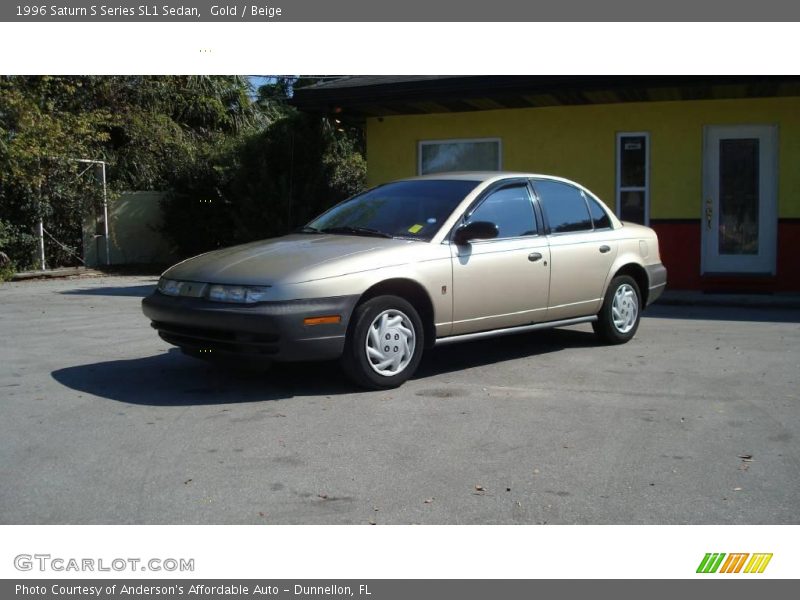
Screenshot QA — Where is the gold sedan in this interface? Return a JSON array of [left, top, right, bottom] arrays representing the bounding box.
[[143, 172, 666, 389]]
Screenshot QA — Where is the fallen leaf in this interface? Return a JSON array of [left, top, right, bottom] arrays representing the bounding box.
[[368, 519, 376, 525], [733, 487, 743, 491], [258, 512, 265, 517], [317, 493, 328, 500], [183, 479, 192, 485], [424, 497, 434, 504], [738, 454, 753, 461], [474, 484, 485, 492]]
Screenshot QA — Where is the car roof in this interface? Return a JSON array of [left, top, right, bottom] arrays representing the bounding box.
[[402, 171, 569, 183]]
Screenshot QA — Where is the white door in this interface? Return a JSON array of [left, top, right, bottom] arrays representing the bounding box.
[[702, 125, 777, 274]]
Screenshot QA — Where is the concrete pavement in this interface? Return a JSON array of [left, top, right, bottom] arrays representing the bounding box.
[[1, 276, 798, 524]]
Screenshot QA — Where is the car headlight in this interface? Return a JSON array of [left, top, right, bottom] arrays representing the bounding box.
[[158, 278, 270, 304], [207, 284, 271, 304], [157, 278, 182, 296]]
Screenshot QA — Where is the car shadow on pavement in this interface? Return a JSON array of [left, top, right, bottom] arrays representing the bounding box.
[[59, 284, 157, 297], [51, 329, 598, 405], [51, 349, 354, 405], [416, 327, 598, 378]]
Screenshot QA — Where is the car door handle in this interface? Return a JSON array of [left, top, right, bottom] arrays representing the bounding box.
[[599, 245, 611, 253], [528, 252, 543, 262]]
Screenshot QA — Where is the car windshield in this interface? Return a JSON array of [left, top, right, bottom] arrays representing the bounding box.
[[305, 179, 480, 241]]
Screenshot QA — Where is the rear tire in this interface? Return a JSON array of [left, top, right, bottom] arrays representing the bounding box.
[[593, 275, 641, 344], [341, 295, 424, 389]]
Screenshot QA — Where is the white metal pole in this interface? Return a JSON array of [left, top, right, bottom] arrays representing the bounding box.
[[37, 218, 46, 271], [101, 161, 110, 265], [37, 168, 46, 271]]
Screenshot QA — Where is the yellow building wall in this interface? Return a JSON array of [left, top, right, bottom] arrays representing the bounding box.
[[366, 97, 800, 218]]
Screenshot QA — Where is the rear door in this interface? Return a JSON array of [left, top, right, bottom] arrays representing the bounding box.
[[449, 181, 551, 335], [533, 178, 618, 321]]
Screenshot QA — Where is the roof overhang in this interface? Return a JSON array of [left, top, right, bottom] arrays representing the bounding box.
[[291, 75, 800, 119]]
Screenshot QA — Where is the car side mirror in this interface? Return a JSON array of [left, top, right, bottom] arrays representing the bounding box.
[[454, 221, 499, 245]]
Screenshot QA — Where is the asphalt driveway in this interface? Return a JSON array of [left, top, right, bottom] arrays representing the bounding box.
[[1, 275, 798, 524]]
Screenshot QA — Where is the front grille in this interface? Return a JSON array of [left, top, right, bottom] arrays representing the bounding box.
[[151, 321, 280, 355]]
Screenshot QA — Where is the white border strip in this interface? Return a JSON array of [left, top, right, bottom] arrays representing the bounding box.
[[0, 23, 799, 74], [1, 525, 796, 579]]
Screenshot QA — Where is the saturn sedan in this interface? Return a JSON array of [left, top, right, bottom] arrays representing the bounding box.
[[142, 172, 667, 389]]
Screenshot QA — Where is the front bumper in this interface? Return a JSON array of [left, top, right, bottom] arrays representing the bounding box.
[[142, 292, 359, 362], [645, 263, 667, 306]]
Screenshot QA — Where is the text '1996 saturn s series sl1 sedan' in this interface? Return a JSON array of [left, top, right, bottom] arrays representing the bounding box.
[[142, 172, 667, 389]]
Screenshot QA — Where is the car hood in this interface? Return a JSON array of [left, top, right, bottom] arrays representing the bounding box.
[[163, 234, 421, 286]]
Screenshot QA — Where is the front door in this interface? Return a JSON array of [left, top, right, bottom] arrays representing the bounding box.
[[702, 125, 777, 274], [450, 182, 550, 335]]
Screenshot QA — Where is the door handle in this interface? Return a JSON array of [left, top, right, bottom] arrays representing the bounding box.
[[528, 252, 543, 262], [705, 198, 713, 231], [599, 245, 611, 253]]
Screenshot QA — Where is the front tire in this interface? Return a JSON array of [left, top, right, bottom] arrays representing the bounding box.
[[341, 295, 424, 389], [593, 275, 641, 344]]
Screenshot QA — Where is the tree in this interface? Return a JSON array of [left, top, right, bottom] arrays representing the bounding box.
[[0, 76, 112, 268], [0, 76, 264, 269], [161, 109, 366, 256], [0, 75, 367, 269]]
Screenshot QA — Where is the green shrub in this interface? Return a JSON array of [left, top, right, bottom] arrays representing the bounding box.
[[0, 220, 30, 275], [0, 261, 14, 282], [160, 111, 367, 258]]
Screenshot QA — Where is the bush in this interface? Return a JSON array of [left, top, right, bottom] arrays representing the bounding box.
[[0, 222, 15, 279], [160, 138, 240, 257], [161, 111, 366, 258], [0, 259, 14, 282], [0, 219, 31, 275]]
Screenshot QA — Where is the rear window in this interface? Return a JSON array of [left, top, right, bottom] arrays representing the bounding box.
[[586, 194, 612, 229], [534, 179, 593, 233]]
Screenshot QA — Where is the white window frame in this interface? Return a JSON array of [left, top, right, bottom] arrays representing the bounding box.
[[615, 131, 650, 225], [417, 137, 503, 175]]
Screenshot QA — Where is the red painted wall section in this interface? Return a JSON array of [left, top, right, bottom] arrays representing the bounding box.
[[650, 222, 702, 290], [649, 220, 800, 292], [776, 221, 800, 292]]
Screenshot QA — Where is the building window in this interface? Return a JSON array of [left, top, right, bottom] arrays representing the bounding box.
[[418, 138, 502, 175], [616, 132, 650, 225]]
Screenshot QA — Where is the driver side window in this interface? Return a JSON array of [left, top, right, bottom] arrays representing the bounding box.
[[467, 184, 537, 239]]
